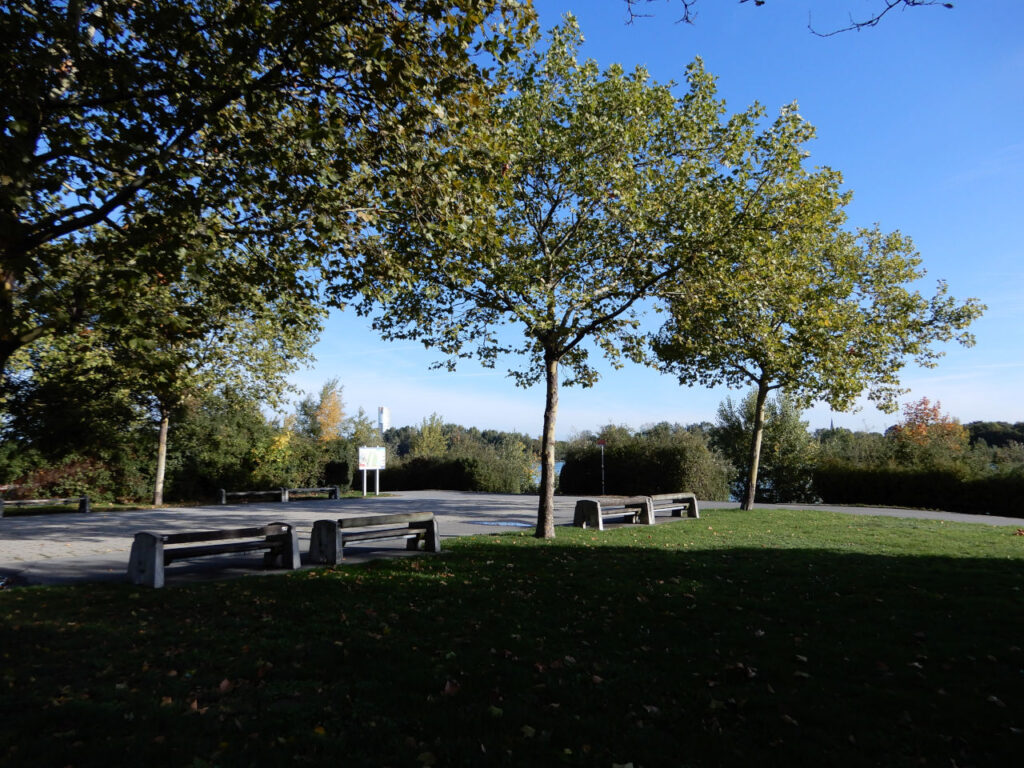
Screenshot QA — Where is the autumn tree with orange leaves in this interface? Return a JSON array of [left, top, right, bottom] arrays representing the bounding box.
[[886, 397, 969, 466]]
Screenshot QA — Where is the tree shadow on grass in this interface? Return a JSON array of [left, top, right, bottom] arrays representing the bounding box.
[[1, 537, 1022, 767]]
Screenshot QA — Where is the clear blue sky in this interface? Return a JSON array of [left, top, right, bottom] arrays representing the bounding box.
[[291, 0, 1024, 439]]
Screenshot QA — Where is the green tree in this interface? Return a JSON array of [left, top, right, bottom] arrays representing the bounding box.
[[410, 414, 449, 460], [653, 146, 984, 509], [1, 0, 529, 375], [295, 379, 347, 443], [713, 390, 817, 503], [338, 19, 820, 537], [2, 253, 321, 504]]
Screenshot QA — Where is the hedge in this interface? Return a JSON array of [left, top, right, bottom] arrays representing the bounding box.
[[812, 463, 1024, 518], [559, 441, 731, 500]]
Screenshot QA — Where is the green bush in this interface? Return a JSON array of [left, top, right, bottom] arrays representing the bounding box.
[[812, 461, 1024, 517], [560, 429, 732, 500], [11, 456, 117, 503], [384, 457, 481, 491]]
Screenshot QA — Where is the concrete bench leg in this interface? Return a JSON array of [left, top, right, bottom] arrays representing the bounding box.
[[309, 520, 342, 565], [637, 498, 655, 525], [573, 500, 604, 530], [128, 532, 164, 588], [265, 524, 301, 569], [409, 519, 441, 552]]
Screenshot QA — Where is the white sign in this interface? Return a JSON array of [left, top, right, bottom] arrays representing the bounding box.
[[358, 446, 387, 471]]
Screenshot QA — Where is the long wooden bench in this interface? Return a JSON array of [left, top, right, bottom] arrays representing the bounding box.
[[218, 488, 285, 504], [648, 492, 700, 519], [284, 486, 340, 501], [572, 497, 653, 531], [218, 486, 340, 504], [309, 512, 440, 565], [127, 522, 301, 588], [0, 496, 90, 517]]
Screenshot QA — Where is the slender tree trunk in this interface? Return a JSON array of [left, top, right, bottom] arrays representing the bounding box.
[[742, 383, 770, 511], [153, 411, 170, 507], [536, 351, 559, 539]]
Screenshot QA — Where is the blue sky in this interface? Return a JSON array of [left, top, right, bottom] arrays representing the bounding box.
[[290, 0, 1024, 439]]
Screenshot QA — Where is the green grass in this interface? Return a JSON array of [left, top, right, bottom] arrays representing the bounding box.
[[2, 508, 1023, 766]]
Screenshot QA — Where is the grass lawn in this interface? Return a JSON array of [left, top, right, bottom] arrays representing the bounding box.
[[1, 508, 1022, 766]]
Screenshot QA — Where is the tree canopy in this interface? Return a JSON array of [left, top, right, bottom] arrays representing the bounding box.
[[1, 0, 529, 375], [653, 155, 984, 508], [335, 18, 846, 536]]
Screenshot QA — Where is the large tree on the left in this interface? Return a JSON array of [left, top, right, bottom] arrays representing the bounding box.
[[0, 0, 529, 376]]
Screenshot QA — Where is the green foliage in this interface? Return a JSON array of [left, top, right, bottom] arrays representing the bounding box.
[[410, 413, 449, 460], [163, 392, 277, 501], [814, 401, 1024, 513], [966, 421, 1024, 448], [338, 17, 829, 535], [384, 418, 536, 494], [713, 390, 819, 503], [560, 422, 732, 499], [816, 427, 895, 467], [812, 463, 1024, 516], [1, 0, 530, 372]]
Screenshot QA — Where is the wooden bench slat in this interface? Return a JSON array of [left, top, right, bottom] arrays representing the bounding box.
[[160, 524, 290, 545], [338, 512, 435, 529], [165, 539, 282, 562], [128, 521, 300, 588], [310, 513, 440, 564]]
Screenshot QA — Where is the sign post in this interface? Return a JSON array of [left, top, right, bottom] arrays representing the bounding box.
[[358, 446, 387, 497], [597, 439, 606, 495]]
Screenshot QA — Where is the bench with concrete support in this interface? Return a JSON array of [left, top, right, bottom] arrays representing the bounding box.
[[648, 492, 700, 519], [218, 486, 340, 504], [572, 497, 654, 531], [309, 512, 440, 564], [127, 522, 301, 588], [0, 496, 90, 517], [218, 488, 286, 504], [285, 486, 340, 501]]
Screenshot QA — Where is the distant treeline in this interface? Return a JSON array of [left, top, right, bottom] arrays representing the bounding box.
[[2, 373, 1022, 517]]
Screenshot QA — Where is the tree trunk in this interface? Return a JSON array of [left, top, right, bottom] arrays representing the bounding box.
[[153, 411, 170, 507], [741, 384, 770, 511], [536, 351, 559, 539]]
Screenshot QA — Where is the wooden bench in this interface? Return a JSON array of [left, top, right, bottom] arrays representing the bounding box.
[[0, 496, 90, 517], [218, 488, 286, 504], [309, 512, 440, 565], [284, 486, 340, 501], [572, 497, 654, 531], [648, 492, 700, 519], [218, 486, 341, 504], [127, 522, 301, 588]]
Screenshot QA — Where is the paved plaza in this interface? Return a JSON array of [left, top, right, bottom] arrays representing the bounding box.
[[1, 491, 1020, 587]]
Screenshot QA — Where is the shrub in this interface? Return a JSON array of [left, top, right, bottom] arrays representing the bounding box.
[[12, 456, 117, 503], [560, 429, 731, 500], [812, 461, 1024, 517]]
